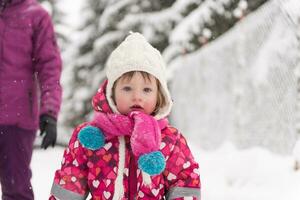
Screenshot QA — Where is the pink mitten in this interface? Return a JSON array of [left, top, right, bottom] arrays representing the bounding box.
[[129, 111, 161, 156], [130, 111, 165, 176]]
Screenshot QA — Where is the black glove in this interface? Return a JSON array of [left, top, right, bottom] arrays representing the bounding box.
[[39, 114, 57, 149]]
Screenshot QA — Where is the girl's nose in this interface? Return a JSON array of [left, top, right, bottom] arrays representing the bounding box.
[[132, 91, 142, 102]]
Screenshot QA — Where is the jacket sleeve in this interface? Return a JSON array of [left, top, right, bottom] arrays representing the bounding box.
[[163, 129, 201, 200], [50, 123, 90, 200], [33, 11, 62, 119]]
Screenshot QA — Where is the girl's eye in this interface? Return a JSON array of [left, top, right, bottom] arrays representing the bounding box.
[[122, 86, 131, 91], [144, 88, 152, 93]]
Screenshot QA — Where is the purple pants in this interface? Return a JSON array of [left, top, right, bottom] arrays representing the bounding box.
[[0, 126, 36, 200]]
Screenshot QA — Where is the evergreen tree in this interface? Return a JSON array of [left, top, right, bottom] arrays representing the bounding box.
[[164, 0, 268, 62]]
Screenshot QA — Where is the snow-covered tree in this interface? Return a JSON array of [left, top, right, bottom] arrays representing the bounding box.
[[164, 0, 268, 62]]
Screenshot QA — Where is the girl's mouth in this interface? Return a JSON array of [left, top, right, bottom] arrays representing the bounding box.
[[130, 105, 143, 111]]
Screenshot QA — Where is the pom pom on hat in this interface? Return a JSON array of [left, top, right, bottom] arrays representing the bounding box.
[[78, 126, 105, 150], [138, 151, 166, 176]]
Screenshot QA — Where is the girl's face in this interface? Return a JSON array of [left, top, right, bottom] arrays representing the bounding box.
[[114, 72, 158, 115]]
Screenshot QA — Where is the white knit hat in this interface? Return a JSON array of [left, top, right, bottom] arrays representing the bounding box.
[[105, 32, 172, 119]]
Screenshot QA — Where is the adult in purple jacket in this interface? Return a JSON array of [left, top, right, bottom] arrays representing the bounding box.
[[0, 0, 62, 199]]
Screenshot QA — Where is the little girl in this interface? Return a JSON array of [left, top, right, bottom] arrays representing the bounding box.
[[49, 32, 201, 200]]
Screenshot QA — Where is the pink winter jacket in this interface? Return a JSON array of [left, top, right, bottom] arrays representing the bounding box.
[[49, 81, 201, 200]]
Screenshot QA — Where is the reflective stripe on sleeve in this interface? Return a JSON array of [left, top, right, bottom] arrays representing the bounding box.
[[166, 187, 201, 200], [51, 182, 89, 200]]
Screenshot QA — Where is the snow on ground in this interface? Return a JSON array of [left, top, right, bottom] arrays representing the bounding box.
[[31, 148, 64, 199], [189, 142, 300, 200], [10, 142, 298, 199]]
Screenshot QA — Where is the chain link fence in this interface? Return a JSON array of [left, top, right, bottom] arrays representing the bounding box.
[[170, 0, 300, 154]]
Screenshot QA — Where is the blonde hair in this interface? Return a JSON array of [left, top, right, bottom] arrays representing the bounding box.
[[112, 71, 166, 115]]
